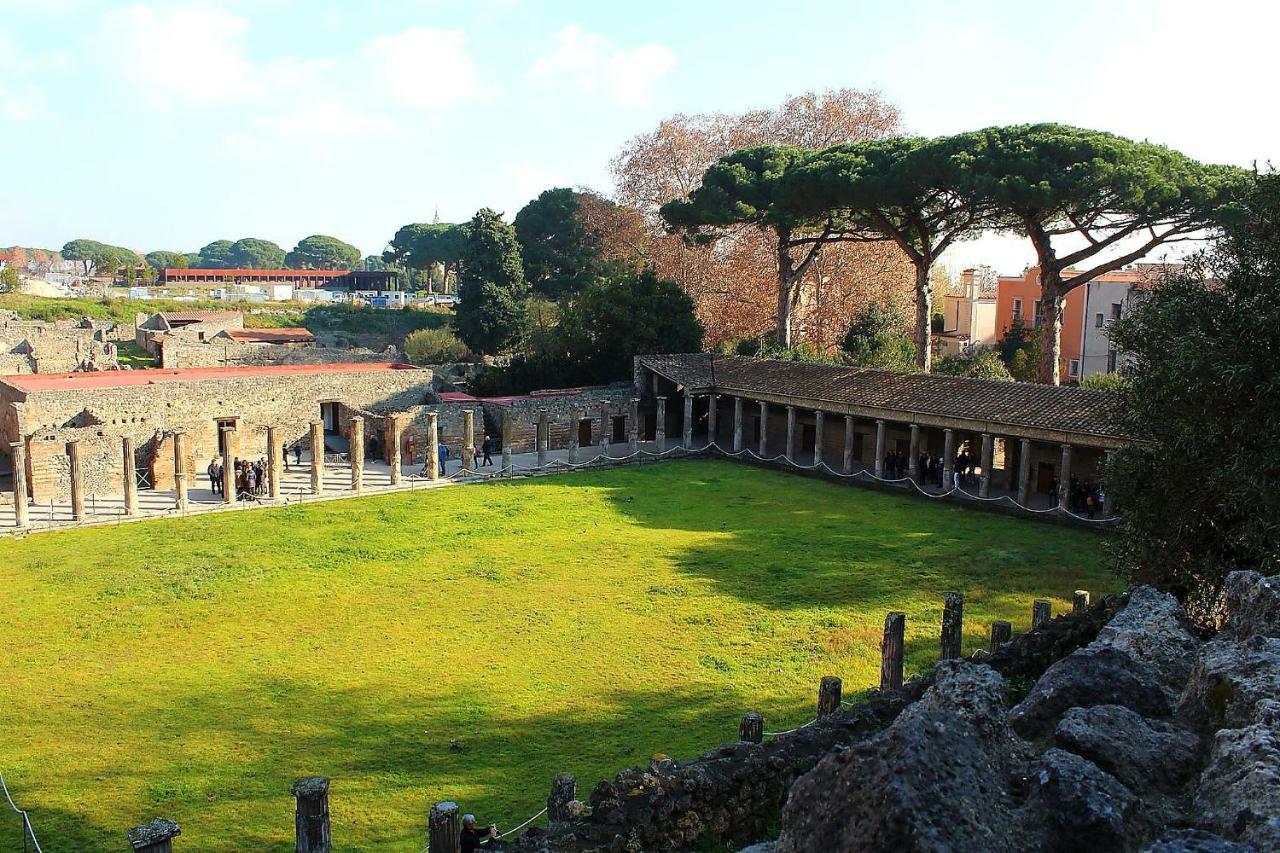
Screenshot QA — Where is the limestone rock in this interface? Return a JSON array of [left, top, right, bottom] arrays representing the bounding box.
[[1219, 571, 1280, 641], [1193, 700, 1280, 850], [1142, 828, 1258, 852], [1026, 748, 1137, 851], [1010, 645, 1171, 737], [1178, 636, 1280, 730], [1053, 704, 1200, 792], [776, 662, 1020, 853], [1093, 585, 1200, 689]]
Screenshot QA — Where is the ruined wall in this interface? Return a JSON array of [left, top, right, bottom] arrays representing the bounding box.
[[481, 388, 634, 454], [160, 338, 400, 370], [0, 315, 123, 374]]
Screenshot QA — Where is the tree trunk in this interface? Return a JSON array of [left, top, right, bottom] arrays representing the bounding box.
[[1036, 271, 1064, 385], [914, 263, 933, 372], [776, 232, 796, 349]]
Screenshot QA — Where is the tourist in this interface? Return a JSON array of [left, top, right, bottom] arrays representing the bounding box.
[[208, 458, 221, 495], [460, 814, 497, 852], [481, 436, 494, 467], [293, 442, 302, 468], [438, 443, 449, 474], [472, 445, 482, 468]]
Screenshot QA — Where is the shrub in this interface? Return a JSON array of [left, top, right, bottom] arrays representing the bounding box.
[[840, 302, 917, 371], [933, 347, 1013, 381], [404, 327, 468, 365], [1078, 371, 1128, 391]]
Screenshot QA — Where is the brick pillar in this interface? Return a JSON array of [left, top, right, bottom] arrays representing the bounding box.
[[813, 409, 824, 467], [67, 439, 85, 520], [349, 416, 364, 493], [682, 395, 693, 448], [173, 431, 188, 510], [292, 776, 331, 853], [907, 424, 920, 481], [942, 428, 955, 488], [309, 420, 324, 496], [757, 401, 768, 456], [655, 396, 667, 448], [387, 416, 402, 486], [426, 412, 440, 480], [266, 426, 281, 499], [707, 393, 718, 446], [627, 399, 639, 453], [122, 436, 138, 516], [568, 408, 582, 463], [842, 415, 854, 473], [732, 396, 743, 452], [537, 409, 549, 466], [501, 409, 513, 471], [10, 441, 28, 528], [979, 432, 994, 498], [462, 409, 475, 471], [599, 401, 611, 456], [1058, 443, 1073, 511], [220, 428, 234, 503], [1017, 438, 1033, 505], [873, 420, 886, 478], [127, 818, 180, 852], [785, 405, 796, 461]]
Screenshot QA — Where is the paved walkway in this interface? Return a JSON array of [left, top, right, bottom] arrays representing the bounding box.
[[0, 439, 1111, 537]]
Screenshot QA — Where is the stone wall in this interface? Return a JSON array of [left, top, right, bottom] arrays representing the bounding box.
[[0, 314, 124, 374], [481, 388, 635, 454], [159, 338, 400, 370]]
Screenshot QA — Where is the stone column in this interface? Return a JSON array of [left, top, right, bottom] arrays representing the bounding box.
[[10, 442, 29, 528], [813, 410, 825, 467], [349, 416, 364, 493], [842, 415, 855, 474], [127, 818, 180, 853], [1058, 443, 1073, 510], [536, 409, 549, 466], [426, 413, 440, 480], [568, 408, 581, 464], [1017, 438, 1033, 505], [67, 439, 85, 520], [732, 397, 743, 452], [548, 774, 578, 826], [873, 419, 886, 478], [942, 428, 955, 487], [265, 427, 280, 499], [907, 424, 920, 481], [627, 399, 639, 454], [599, 402, 611, 457], [1103, 449, 1116, 516], [122, 436, 138, 516], [429, 801, 461, 853], [291, 776, 331, 853], [501, 409, 513, 471], [655, 396, 667, 448], [682, 395, 693, 447], [173, 432, 188, 510], [784, 405, 796, 461], [387, 417, 402, 486], [220, 428, 235, 503], [462, 410, 475, 472], [309, 420, 324, 496], [979, 432, 994, 498], [757, 401, 768, 456], [707, 394, 718, 447]]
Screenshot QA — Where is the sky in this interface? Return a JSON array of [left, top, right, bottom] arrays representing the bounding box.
[[0, 0, 1274, 274]]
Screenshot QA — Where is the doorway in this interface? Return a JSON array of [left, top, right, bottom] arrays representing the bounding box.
[[578, 419, 593, 447], [1036, 462, 1055, 495], [611, 416, 626, 443], [320, 402, 340, 434], [801, 423, 816, 454], [215, 418, 237, 458]]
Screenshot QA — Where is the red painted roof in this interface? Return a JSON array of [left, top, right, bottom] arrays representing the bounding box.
[[1, 361, 418, 393], [163, 268, 349, 277], [224, 327, 315, 343]]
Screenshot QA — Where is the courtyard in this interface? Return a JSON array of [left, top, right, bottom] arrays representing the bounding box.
[[0, 459, 1113, 851]]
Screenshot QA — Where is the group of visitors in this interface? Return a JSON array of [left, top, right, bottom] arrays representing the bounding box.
[[429, 436, 497, 475], [879, 446, 980, 489], [206, 456, 270, 500], [1059, 476, 1107, 518]]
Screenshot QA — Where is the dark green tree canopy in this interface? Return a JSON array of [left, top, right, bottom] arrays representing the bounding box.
[[514, 188, 603, 299], [285, 234, 362, 269], [198, 240, 236, 269], [384, 222, 469, 271], [454, 208, 528, 354], [144, 250, 189, 270], [61, 239, 139, 276], [230, 237, 285, 269]]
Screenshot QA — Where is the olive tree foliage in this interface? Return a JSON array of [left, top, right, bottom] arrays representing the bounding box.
[[782, 134, 995, 371], [1106, 171, 1275, 615], [965, 124, 1247, 384], [454, 208, 528, 355], [661, 145, 870, 349]]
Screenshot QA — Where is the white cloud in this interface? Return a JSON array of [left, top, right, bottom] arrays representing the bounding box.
[[103, 4, 257, 102], [222, 100, 399, 158], [364, 28, 485, 109], [529, 25, 676, 106]]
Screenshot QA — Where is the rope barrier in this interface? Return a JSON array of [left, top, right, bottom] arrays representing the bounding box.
[[763, 717, 817, 738], [0, 771, 43, 853], [498, 806, 549, 839]]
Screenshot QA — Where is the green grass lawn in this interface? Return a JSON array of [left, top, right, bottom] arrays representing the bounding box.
[[0, 460, 1114, 851]]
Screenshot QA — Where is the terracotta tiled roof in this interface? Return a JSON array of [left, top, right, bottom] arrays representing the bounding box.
[[224, 327, 315, 344], [638, 354, 1125, 442], [1, 362, 418, 393]]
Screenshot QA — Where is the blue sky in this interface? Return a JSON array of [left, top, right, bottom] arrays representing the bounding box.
[[0, 0, 1273, 273]]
